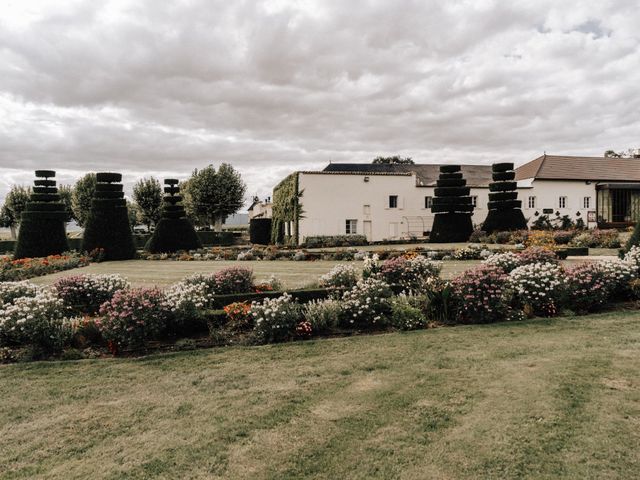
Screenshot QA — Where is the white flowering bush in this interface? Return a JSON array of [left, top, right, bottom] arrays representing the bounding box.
[[362, 253, 381, 278], [164, 280, 213, 323], [250, 293, 303, 343], [508, 262, 566, 317], [53, 274, 130, 314], [0, 281, 44, 306], [0, 290, 73, 354], [597, 258, 636, 299], [623, 246, 640, 273], [340, 277, 393, 329], [303, 298, 342, 333], [482, 252, 521, 273], [319, 264, 360, 292]]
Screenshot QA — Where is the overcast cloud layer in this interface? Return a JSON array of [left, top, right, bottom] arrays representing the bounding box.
[[1, 0, 639, 204]]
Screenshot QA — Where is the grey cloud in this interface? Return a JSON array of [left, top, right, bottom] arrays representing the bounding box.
[[1, 0, 640, 202]]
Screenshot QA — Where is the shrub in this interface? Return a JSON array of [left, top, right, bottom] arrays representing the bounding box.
[[254, 275, 284, 293], [482, 251, 521, 273], [451, 264, 509, 324], [451, 246, 484, 260], [97, 288, 171, 351], [482, 163, 527, 233], [598, 259, 636, 300], [0, 291, 73, 355], [517, 247, 558, 266], [340, 278, 392, 329], [304, 235, 368, 248], [623, 246, 640, 272], [303, 298, 342, 334], [183, 266, 254, 295], [223, 302, 252, 330], [0, 281, 43, 305], [526, 230, 555, 248], [250, 293, 302, 343], [370, 255, 441, 291], [14, 170, 69, 259], [390, 295, 427, 330], [553, 230, 574, 245], [421, 278, 454, 323], [53, 274, 130, 315], [508, 263, 565, 317], [164, 280, 212, 323], [319, 264, 360, 292], [565, 263, 610, 313], [572, 229, 620, 249], [81, 172, 136, 261], [469, 229, 488, 243], [0, 253, 89, 282], [626, 222, 640, 251], [495, 231, 512, 244]]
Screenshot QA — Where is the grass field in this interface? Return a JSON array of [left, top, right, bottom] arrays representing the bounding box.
[[31, 259, 484, 288], [1, 311, 639, 479]]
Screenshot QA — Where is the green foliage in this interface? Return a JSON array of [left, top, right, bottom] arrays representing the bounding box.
[[482, 163, 527, 233], [430, 166, 473, 243], [1, 185, 31, 230], [626, 221, 640, 252], [133, 177, 162, 231], [271, 172, 303, 245], [372, 155, 414, 164], [185, 164, 246, 231], [14, 172, 69, 259], [145, 180, 201, 253], [81, 173, 136, 261], [57, 185, 74, 223], [71, 173, 96, 227]]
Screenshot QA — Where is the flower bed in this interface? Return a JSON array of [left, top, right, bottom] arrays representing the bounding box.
[[0, 252, 90, 281], [4, 247, 640, 362]]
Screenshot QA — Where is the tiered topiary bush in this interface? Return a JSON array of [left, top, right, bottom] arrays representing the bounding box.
[[429, 165, 474, 243], [249, 218, 272, 245], [145, 179, 201, 253], [482, 162, 528, 233], [14, 170, 69, 259], [81, 172, 136, 260]]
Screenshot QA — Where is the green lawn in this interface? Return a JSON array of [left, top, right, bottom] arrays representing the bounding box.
[[2, 311, 639, 479], [31, 259, 484, 288]]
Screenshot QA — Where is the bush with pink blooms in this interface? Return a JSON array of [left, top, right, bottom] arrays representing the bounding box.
[[565, 263, 610, 313], [516, 247, 558, 266], [54, 274, 130, 315], [451, 265, 509, 324], [183, 266, 254, 295], [97, 288, 171, 351]]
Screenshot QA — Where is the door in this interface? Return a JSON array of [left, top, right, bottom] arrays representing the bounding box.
[[389, 222, 399, 239], [363, 221, 372, 241]]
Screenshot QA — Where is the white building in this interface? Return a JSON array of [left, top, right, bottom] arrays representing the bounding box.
[[516, 154, 640, 228], [271, 154, 640, 245]]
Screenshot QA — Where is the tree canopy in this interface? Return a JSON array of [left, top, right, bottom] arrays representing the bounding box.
[[185, 163, 246, 231], [71, 173, 96, 227], [372, 156, 414, 164], [133, 177, 162, 231], [0, 185, 31, 237]]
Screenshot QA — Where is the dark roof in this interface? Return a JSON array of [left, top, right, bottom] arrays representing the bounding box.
[[515, 154, 640, 181], [322, 163, 493, 187]]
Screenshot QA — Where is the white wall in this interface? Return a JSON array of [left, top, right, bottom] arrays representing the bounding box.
[[519, 179, 598, 227], [297, 172, 490, 243]]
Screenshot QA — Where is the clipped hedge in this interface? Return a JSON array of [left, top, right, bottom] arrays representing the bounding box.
[[208, 288, 329, 309], [482, 163, 527, 234], [304, 235, 368, 248], [430, 165, 474, 243], [82, 172, 136, 260], [145, 179, 201, 253], [14, 170, 69, 259], [249, 218, 272, 244]]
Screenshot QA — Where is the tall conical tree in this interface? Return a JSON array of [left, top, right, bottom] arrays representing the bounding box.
[[482, 162, 528, 233], [145, 179, 201, 253], [14, 170, 69, 259], [429, 165, 474, 242], [81, 172, 136, 260]]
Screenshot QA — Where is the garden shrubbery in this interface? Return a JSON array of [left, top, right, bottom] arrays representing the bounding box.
[[5, 249, 640, 361]]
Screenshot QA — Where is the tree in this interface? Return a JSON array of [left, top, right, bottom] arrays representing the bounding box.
[[133, 177, 162, 232], [71, 173, 96, 227], [0, 185, 31, 239], [372, 156, 414, 165], [58, 185, 74, 223], [185, 163, 246, 231], [127, 201, 140, 230]]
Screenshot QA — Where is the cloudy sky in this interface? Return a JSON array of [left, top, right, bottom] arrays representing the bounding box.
[[1, 0, 639, 206]]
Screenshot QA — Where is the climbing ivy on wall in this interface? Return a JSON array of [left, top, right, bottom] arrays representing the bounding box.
[[271, 173, 303, 245]]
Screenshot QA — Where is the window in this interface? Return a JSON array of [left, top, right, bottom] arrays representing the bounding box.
[[389, 195, 398, 208], [471, 196, 478, 207], [363, 204, 371, 215], [559, 196, 567, 208], [345, 219, 357, 234], [528, 196, 536, 208], [424, 196, 433, 209], [583, 196, 591, 209]]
